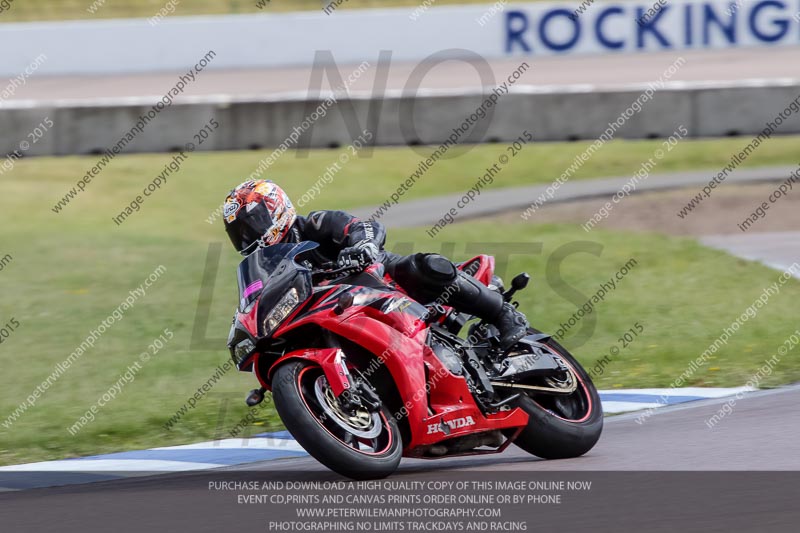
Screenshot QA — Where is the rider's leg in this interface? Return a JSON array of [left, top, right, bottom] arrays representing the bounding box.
[[384, 253, 528, 350]]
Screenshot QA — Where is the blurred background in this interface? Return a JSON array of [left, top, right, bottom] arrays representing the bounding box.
[[1, 0, 799, 466]]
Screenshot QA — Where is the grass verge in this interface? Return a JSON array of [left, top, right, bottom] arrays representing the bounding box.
[[19, 134, 800, 222], [2, 0, 539, 22]]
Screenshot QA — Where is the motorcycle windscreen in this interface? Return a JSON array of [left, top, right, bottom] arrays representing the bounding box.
[[236, 241, 318, 312]]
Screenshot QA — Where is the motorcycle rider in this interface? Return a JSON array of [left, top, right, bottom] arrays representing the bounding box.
[[222, 180, 529, 350]]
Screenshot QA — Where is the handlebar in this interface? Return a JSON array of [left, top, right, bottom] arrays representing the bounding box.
[[312, 262, 364, 283]]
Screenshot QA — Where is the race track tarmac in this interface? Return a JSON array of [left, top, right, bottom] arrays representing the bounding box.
[[2, 386, 798, 532]]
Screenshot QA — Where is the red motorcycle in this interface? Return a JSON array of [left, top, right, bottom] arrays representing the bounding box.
[[227, 241, 602, 479]]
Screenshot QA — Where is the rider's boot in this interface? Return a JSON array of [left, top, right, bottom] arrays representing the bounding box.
[[443, 271, 529, 351]]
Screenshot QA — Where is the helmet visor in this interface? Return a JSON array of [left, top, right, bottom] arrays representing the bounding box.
[[225, 206, 275, 254]]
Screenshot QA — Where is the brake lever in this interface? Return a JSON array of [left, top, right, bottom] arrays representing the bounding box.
[[312, 264, 361, 283]]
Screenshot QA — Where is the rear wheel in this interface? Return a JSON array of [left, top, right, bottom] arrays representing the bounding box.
[[504, 332, 603, 459], [272, 360, 402, 479]]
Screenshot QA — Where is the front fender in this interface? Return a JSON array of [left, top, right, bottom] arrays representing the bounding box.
[[266, 347, 352, 396], [265, 311, 431, 430]]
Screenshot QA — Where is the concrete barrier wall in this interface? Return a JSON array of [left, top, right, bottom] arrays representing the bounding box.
[[2, 82, 799, 159]]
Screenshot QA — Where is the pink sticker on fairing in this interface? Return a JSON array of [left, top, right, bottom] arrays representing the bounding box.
[[243, 280, 264, 299]]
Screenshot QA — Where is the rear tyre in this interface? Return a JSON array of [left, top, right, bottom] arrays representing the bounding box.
[[272, 360, 402, 480], [504, 332, 603, 459]]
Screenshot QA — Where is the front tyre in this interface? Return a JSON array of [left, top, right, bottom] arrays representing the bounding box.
[[506, 332, 603, 459], [272, 360, 402, 480]]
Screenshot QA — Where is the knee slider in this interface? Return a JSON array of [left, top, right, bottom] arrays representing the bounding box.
[[393, 253, 456, 303], [418, 254, 457, 283]]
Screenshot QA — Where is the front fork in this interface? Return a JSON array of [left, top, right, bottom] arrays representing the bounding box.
[[262, 347, 381, 413], [330, 350, 382, 413]]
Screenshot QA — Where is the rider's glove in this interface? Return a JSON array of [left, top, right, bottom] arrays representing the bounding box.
[[337, 241, 379, 270]]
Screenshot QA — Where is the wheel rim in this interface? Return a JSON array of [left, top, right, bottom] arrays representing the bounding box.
[[313, 376, 382, 439], [296, 366, 394, 456], [526, 347, 594, 423]]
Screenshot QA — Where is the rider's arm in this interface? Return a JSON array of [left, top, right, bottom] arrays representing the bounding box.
[[304, 210, 386, 251]]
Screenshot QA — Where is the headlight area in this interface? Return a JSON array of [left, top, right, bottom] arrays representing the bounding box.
[[232, 337, 256, 366], [263, 287, 300, 335], [228, 318, 258, 368]]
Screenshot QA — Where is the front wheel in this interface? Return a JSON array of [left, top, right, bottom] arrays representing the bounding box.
[[272, 360, 402, 480], [504, 332, 603, 459]]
